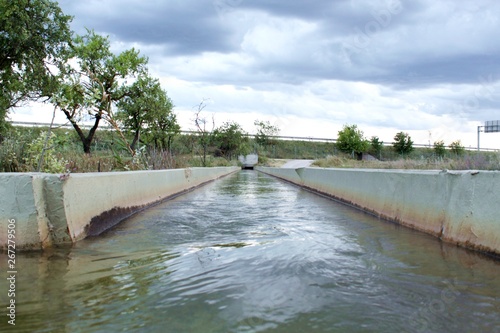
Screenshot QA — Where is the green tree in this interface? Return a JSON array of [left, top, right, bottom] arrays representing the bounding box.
[[254, 120, 280, 148], [0, 0, 72, 138], [369, 136, 384, 159], [144, 96, 180, 151], [393, 132, 414, 155], [449, 140, 465, 156], [212, 121, 249, 160], [336, 124, 369, 158], [434, 140, 446, 158], [53, 30, 148, 154], [116, 73, 178, 151]]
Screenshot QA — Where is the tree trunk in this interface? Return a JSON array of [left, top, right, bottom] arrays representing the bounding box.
[[63, 109, 101, 154], [167, 135, 173, 151], [130, 130, 140, 152]]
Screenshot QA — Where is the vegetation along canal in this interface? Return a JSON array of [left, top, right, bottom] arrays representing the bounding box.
[[1, 170, 500, 332]]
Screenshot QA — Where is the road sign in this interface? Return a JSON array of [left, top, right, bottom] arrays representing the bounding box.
[[485, 120, 500, 133]]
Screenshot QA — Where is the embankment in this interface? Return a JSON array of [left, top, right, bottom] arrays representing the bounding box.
[[1, 167, 239, 250], [256, 166, 500, 257]]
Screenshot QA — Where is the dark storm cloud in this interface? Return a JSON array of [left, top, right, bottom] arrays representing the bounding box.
[[59, 0, 238, 54]]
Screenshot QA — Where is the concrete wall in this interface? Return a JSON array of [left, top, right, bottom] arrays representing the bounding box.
[[256, 166, 500, 256], [0, 167, 239, 250]]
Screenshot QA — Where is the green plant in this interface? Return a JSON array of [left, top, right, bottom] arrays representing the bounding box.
[[449, 140, 465, 156], [0, 131, 24, 172], [393, 132, 414, 155], [1, 0, 72, 114], [53, 29, 148, 154], [336, 124, 369, 158], [25, 131, 67, 173], [369, 136, 384, 159], [212, 121, 249, 160], [434, 140, 446, 158], [254, 120, 280, 149], [116, 73, 180, 152]]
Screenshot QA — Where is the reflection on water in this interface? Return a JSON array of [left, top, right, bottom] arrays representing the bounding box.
[[1, 170, 500, 332]]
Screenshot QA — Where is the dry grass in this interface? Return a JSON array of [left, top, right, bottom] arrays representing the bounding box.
[[312, 154, 500, 171], [263, 159, 291, 167], [61, 152, 238, 173]]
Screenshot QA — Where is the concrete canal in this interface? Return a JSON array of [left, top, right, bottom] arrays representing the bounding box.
[[1, 170, 499, 332]]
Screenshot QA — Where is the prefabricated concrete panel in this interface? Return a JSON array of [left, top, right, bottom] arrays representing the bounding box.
[[440, 171, 500, 253], [299, 168, 447, 235], [0, 173, 42, 249], [62, 167, 240, 242]]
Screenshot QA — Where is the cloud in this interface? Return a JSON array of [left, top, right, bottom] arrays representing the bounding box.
[[60, 0, 237, 54], [21, 0, 500, 149]]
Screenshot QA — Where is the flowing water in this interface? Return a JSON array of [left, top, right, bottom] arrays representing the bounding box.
[[1, 170, 500, 332]]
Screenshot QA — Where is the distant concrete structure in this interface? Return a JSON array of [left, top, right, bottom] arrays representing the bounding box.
[[239, 154, 259, 169], [362, 153, 378, 161]]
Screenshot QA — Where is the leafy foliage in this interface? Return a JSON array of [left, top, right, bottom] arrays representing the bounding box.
[[116, 74, 179, 151], [369, 136, 384, 158], [393, 132, 414, 155], [254, 120, 280, 148], [212, 121, 249, 160], [25, 131, 67, 173], [449, 140, 465, 156], [53, 29, 148, 153], [434, 140, 446, 157], [0, 0, 72, 137], [336, 124, 369, 156], [0, 129, 25, 172]]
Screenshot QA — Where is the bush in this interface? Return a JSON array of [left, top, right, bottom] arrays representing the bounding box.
[[449, 140, 465, 156], [434, 140, 446, 158], [336, 124, 369, 158], [393, 132, 414, 155], [0, 131, 24, 172], [369, 136, 384, 159], [25, 131, 67, 173]]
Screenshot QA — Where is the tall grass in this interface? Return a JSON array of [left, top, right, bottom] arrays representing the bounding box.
[[312, 153, 500, 170]]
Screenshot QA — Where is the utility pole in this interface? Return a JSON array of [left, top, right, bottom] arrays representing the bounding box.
[[477, 125, 483, 151]]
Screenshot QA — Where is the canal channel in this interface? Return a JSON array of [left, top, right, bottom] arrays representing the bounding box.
[[1, 170, 499, 332]]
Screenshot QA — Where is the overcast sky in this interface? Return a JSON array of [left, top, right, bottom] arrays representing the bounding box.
[[14, 0, 500, 149]]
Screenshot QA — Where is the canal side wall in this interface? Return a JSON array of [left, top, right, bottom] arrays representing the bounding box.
[[0, 167, 239, 250], [256, 166, 500, 256]]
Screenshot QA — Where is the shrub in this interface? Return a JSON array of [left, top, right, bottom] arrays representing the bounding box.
[[336, 124, 369, 158], [434, 140, 446, 158], [0, 132, 24, 172], [25, 131, 67, 173], [449, 140, 465, 156], [369, 136, 384, 158], [393, 132, 414, 155]]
